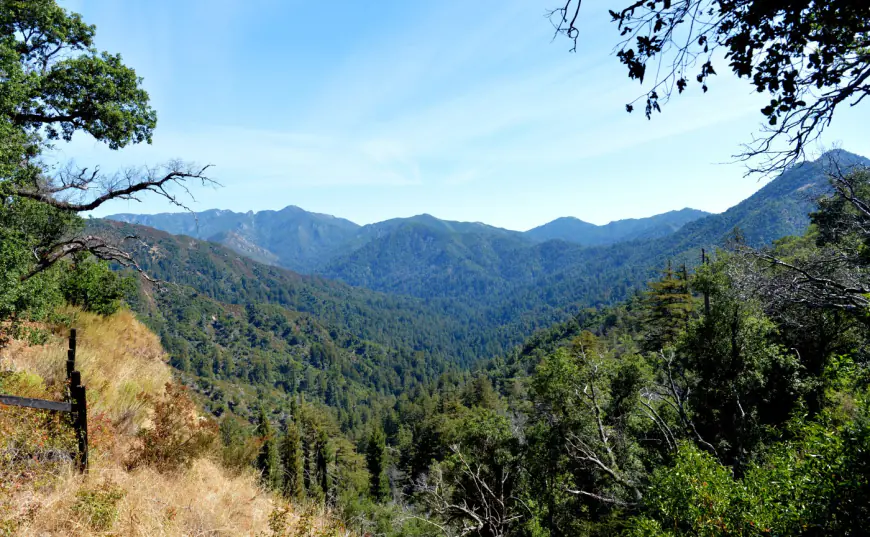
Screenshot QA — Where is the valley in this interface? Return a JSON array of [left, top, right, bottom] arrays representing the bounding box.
[[91, 149, 870, 535], [4, 1, 870, 534], [87, 150, 867, 439]]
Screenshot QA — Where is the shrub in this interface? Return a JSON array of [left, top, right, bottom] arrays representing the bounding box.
[[128, 382, 217, 472], [219, 414, 259, 474], [71, 481, 126, 531], [59, 255, 134, 316]]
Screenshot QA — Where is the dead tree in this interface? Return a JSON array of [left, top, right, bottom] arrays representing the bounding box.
[[416, 446, 523, 537]]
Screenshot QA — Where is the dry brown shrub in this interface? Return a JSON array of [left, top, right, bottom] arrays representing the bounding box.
[[128, 383, 218, 473]]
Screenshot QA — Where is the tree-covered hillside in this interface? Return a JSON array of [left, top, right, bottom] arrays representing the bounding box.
[[320, 151, 866, 312], [95, 152, 870, 417], [350, 166, 870, 535], [90, 219, 505, 364], [128, 280, 470, 439]]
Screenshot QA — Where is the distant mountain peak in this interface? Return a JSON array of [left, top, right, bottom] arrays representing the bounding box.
[[105, 149, 870, 274], [526, 208, 710, 246]]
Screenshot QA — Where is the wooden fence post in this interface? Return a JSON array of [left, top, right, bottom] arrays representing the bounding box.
[[2, 332, 87, 473], [70, 370, 88, 473], [66, 329, 76, 398]]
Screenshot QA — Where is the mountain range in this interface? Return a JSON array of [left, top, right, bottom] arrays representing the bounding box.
[[99, 150, 869, 361], [89, 149, 870, 430], [108, 150, 867, 303], [524, 208, 710, 244], [107, 205, 709, 273]]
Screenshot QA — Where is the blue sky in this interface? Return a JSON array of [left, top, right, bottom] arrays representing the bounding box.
[[60, 0, 870, 231]]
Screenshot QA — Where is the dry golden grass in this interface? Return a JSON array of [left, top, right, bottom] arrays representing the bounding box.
[[2, 308, 170, 436], [16, 458, 276, 536], [1, 308, 352, 537]]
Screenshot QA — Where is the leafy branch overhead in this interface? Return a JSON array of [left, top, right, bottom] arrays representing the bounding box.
[[0, 0, 217, 288], [550, 0, 870, 174]]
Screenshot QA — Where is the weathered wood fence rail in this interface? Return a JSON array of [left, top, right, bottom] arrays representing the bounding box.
[[0, 329, 88, 472]]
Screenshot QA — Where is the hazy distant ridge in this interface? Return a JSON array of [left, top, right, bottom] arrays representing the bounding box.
[[108, 205, 709, 272]]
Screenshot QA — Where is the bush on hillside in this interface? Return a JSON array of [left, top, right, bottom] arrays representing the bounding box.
[[59, 255, 134, 316], [219, 414, 260, 474], [128, 382, 217, 472], [70, 481, 126, 532]]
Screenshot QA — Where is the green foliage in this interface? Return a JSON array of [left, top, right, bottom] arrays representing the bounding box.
[[366, 426, 390, 502], [632, 444, 736, 536], [71, 482, 126, 532], [631, 407, 870, 536], [0, 0, 156, 149], [314, 428, 331, 500], [601, 0, 870, 170], [423, 407, 525, 537], [256, 408, 280, 489], [642, 262, 692, 351], [0, 0, 161, 339], [679, 280, 803, 464], [59, 254, 133, 315], [0, 198, 75, 333], [281, 419, 305, 499], [218, 414, 259, 474], [472, 181, 870, 535]]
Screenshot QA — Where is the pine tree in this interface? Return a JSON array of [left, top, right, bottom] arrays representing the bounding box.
[[643, 261, 694, 352], [289, 395, 299, 420], [366, 426, 390, 501], [315, 429, 331, 503], [280, 419, 305, 499], [255, 408, 279, 489], [462, 374, 499, 409]]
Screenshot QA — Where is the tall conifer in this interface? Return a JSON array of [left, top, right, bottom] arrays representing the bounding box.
[[315, 429, 331, 503], [366, 426, 390, 501], [643, 261, 694, 351], [255, 408, 279, 489], [280, 419, 305, 499]]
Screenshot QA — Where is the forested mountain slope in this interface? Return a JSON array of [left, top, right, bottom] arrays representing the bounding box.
[[99, 150, 869, 387], [90, 219, 498, 364], [320, 150, 867, 305], [664, 149, 869, 249], [128, 279, 470, 435]]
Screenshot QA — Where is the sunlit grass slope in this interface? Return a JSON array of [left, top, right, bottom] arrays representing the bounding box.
[[0, 308, 350, 536]]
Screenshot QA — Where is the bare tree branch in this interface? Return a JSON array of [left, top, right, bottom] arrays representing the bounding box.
[[651, 349, 719, 457], [565, 488, 632, 507], [416, 446, 523, 537], [8, 160, 219, 282], [19, 233, 155, 283], [12, 160, 218, 213]]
